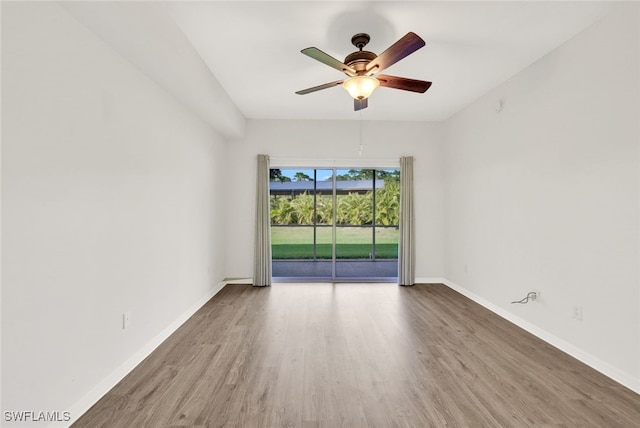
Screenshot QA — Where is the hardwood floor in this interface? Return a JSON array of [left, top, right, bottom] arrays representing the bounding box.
[[73, 283, 640, 427]]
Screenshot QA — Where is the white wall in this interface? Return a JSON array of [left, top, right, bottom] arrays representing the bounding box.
[[444, 3, 639, 390], [2, 2, 229, 424], [3, 2, 638, 424], [225, 119, 445, 280]]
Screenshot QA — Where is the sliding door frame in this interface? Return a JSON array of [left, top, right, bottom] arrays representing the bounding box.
[[270, 160, 400, 283]]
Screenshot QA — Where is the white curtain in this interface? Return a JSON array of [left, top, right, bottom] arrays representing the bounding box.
[[253, 154, 272, 286], [398, 156, 415, 286]]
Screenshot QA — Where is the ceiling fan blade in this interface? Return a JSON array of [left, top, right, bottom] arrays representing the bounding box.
[[301, 47, 356, 76], [377, 75, 432, 93], [295, 80, 344, 95], [365, 32, 425, 75], [354, 98, 368, 111]]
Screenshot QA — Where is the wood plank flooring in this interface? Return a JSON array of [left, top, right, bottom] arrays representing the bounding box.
[[73, 283, 640, 427]]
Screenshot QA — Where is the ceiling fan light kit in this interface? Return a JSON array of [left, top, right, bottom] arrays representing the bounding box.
[[296, 32, 431, 111], [343, 76, 379, 100]]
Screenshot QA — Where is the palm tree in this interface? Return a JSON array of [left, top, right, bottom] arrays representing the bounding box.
[[270, 196, 297, 224], [337, 192, 373, 225], [270, 169, 291, 182], [290, 192, 314, 224], [315, 195, 333, 224], [293, 172, 313, 182], [375, 181, 400, 225]]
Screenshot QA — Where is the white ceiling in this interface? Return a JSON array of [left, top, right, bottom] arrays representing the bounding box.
[[162, 1, 612, 122], [64, 1, 613, 125]]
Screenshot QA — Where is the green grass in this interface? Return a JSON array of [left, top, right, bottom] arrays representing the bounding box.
[[271, 226, 398, 259], [272, 243, 398, 259]]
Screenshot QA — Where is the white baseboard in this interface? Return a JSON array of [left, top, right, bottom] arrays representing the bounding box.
[[224, 277, 253, 284], [58, 281, 228, 428], [439, 279, 640, 395], [415, 277, 447, 284]]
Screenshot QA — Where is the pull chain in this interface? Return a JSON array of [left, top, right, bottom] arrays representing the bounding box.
[[358, 110, 364, 157]]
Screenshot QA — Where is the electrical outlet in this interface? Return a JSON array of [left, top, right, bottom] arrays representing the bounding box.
[[123, 311, 131, 330], [572, 305, 583, 321]]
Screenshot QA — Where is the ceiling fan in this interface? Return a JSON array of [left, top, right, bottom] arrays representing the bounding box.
[[296, 32, 432, 111]]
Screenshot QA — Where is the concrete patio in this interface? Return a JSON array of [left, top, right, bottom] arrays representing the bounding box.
[[272, 259, 398, 281]]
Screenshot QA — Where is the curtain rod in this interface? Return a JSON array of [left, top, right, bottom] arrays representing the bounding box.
[[269, 157, 402, 168]]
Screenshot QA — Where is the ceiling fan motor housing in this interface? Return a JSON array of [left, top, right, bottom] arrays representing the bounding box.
[[344, 51, 377, 73], [347, 33, 377, 73]]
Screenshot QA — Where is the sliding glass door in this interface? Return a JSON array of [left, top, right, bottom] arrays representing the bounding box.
[[270, 168, 333, 279], [270, 167, 399, 281], [335, 169, 399, 278]]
